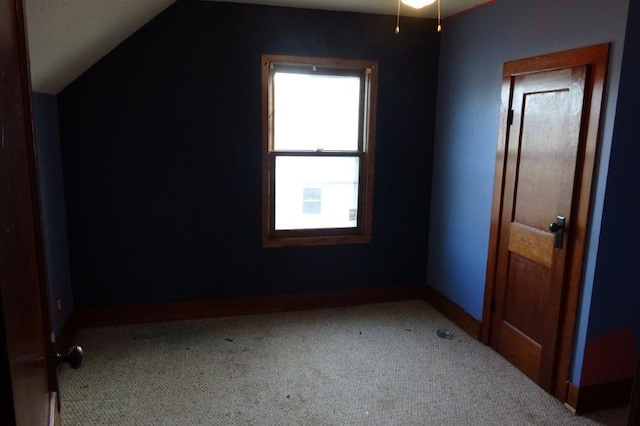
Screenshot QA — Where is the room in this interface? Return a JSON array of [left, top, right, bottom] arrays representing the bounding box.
[[1, 0, 639, 423]]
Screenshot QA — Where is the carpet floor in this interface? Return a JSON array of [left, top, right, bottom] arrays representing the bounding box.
[[58, 300, 629, 425]]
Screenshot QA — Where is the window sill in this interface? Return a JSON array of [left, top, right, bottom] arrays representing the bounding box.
[[262, 234, 372, 248]]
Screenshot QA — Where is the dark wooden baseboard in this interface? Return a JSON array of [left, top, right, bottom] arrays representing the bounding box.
[[566, 379, 633, 415], [58, 284, 482, 358], [423, 284, 481, 338], [68, 284, 424, 331]]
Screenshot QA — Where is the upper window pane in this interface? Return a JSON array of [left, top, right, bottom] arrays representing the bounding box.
[[273, 72, 360, 151]]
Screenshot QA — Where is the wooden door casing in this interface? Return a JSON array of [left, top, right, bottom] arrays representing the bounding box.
[[0, 0, 56, 424], [629, 351, 640, 426], [482, 43, 610, 401]]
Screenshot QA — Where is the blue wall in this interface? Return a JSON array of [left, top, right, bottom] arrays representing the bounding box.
[[57, 1, 439, 308], [428, 0, 629, 385], [32, 93, 73, 335]]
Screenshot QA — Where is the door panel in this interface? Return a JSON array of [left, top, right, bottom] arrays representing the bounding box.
[[503, 253, 550, 342], [491, 66, 586, 391], [499, 321, 541, 380], [0, 0, 55, 424]]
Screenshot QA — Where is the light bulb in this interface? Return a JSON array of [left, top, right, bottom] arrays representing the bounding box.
[[401, 0, 436, 9]]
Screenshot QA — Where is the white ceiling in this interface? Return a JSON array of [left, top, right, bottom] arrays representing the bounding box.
[[25, 0, 489, 95], [203, 0, 488, 17]]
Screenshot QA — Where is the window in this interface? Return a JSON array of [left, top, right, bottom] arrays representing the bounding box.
[[302, 188, 322, 215], [262, 54, 378, 247]]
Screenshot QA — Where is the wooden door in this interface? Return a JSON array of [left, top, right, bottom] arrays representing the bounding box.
[[492, 66, 585, 391], [482, 44, 609, 399], [0, 0, 57, 424]]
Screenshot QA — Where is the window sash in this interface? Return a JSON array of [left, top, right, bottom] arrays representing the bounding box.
[[269, 152, 365, 237], [268, 63, 369, 154], [272, 71, 363, 152]]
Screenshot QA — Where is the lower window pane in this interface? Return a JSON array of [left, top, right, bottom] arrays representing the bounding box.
[[275, 156, 359, 230]]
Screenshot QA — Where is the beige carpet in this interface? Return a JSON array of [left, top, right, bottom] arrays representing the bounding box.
[[58, 300, 629, 425]]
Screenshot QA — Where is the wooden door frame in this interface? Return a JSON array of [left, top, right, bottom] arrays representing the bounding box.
[[1, 0, 57, 423], [629, 351, 640, 426], [480, 43, 610, 401]]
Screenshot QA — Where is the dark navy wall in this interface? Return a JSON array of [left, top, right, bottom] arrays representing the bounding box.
[[32, 93, 73, 335], [57, 1, 439, 308], [589, 0, 640, 342], [428, 0, 629, 385], [579, 0, 640, 386]]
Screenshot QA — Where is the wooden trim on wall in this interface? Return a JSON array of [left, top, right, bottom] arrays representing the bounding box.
[[70, 285, 424, 329], [565, 379, 633, 415], [554, 42, 610, 401], [628, 351, 640, 426], [261, 54, 378, 248], [49, 392, 60, 426], [480, 76, 513, 345], [423, 285, 481, 338]]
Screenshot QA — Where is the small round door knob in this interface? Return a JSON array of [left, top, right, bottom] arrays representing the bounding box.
[[549, 222, 562, 233], [55, 345, 83, 369]]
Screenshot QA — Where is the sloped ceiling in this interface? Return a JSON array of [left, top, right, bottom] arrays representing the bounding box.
[[25, 0, 178, 95], [25, 0, 488, 95]]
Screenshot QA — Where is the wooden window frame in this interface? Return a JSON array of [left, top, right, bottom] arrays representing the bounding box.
[[261, 54, 378, 248]]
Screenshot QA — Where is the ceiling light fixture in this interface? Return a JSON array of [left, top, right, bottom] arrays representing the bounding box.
[[401, 0, 436, 8], [395, 0, 441, 34]]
